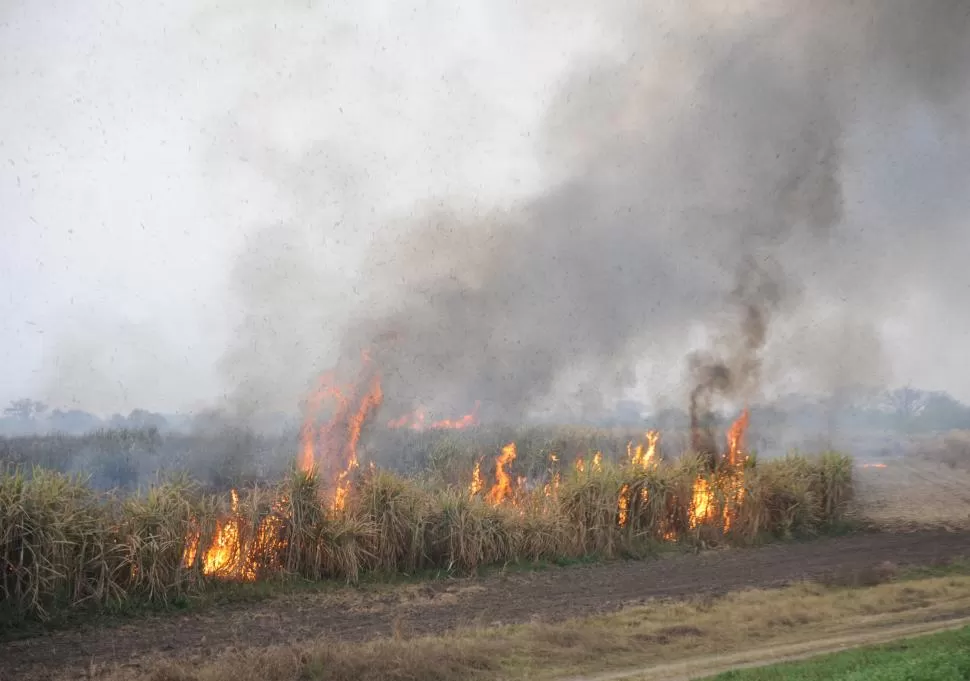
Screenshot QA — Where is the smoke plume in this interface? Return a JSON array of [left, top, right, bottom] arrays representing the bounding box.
[[229, 2, 970, 424]]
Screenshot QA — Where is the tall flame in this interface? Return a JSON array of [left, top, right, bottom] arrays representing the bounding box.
[[725, 408, 750, 467], [298, 372, 334, 473], [618, 484, 631, 527], [543, 453, 561, 499], [201, 489, 242, 575], [628, 430, 660, 469], [487, 442, 517, 506], [469, 458, 485, 497], [689, 477, 714, 528], [646, 430, 659, 461], [298, 352, 384, 510], [721, 408, 749, 531]]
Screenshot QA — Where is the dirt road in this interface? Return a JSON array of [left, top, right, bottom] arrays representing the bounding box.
[[560, 616, 970, 681], [4, 529, 970, 679]]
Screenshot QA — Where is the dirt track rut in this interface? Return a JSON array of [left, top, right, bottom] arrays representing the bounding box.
[[4, 530, 970, 679]]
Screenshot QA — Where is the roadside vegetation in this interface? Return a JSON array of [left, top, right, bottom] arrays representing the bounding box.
[[83, 568, 970, 681]]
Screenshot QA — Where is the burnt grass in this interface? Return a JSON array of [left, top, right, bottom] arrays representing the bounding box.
[[4, 529, 970, 680]]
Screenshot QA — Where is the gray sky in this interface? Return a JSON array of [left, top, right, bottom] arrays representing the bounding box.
[[2, 1, 969, 417]]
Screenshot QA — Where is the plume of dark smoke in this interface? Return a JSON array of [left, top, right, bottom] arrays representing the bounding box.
[[688, 257, 791, 455], [228, 2, 970, 424]]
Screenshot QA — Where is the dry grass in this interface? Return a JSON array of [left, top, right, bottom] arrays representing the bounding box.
[[914, 430, 970, 471], [0, 469, 202, 622], [853, 457, 970, 530], [89, 572, 970, 681], [1, 452, 853, 623]]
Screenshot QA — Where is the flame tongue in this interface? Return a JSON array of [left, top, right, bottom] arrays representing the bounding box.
[[618, 484, 631, 527], [689, 477, 714, 528], [628, 430, 660, 469], [299, 352, 383, 510], [387, 401, 480, 431], [469, 458, 485, 496], [725, 408, 750, 468], [298, 372, 333, 473], [646, 430, 659, 461], [487, 442, 517, 506]]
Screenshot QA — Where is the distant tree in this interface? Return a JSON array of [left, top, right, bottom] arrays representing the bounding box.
[[127, 409, 169, 431], [920, 392, 970, 431], [884, 387, 929, 430], [3, 398, 47, 421], [875, 388, 970, 432], [48, 409, 102, 434]]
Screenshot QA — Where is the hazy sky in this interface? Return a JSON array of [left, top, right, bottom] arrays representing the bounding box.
[[2, 1, 969, 416]]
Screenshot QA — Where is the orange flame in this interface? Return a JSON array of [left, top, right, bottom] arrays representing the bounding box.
[[575, 457, 586, 474], [618, 484, 631, 527], [298, 352, 383, 511], [592, 451, 603, 472], [333, 371, 383, 511], [387, 402, 480, 431], [543, 472, 561, 498], [689, 477, 714, 528], [182, 530, 200, 569], [723, 482, 743, 532], [721, 409, 749, 531], [201, 489, 242, 575], [543, 453, 561, 499], [725, 408, 749, 467], [298, 372, 334, 473], [646, 430, 659, 460], [487, 442, 517, 506], [387, 407, 426, 430], [628, 430, 660, 469], [182, 489, 288, 582], [469, 458, 485, 497]]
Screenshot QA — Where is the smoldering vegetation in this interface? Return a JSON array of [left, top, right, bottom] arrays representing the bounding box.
[[0, 429, 294, 492], [0, 422, 683, 492], [3, 385, 970, 491]]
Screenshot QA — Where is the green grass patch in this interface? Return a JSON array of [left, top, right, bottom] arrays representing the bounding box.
[[706, 626, 970, 681], [898, 557, 970, 581]]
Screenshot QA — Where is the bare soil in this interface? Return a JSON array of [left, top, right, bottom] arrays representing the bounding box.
[[4, 528, 970, 680]]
